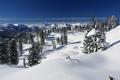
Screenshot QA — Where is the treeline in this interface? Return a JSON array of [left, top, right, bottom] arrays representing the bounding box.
[[0, 23, 73, 67]]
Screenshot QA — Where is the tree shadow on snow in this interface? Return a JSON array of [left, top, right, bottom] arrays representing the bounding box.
[[42, 45, 64, 56], [43, 41, 81, 56], [68, 41, 81, 44], [8, 65, 27, 68], [109, 40, 120, 47]]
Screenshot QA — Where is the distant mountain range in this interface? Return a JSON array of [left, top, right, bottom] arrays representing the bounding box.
[[0, 24, 30, 38]]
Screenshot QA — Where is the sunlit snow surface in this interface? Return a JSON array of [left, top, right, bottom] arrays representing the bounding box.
[[1, 26, 120, 80]]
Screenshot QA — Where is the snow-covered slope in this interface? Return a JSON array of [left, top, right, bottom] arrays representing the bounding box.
[[1, 25, 120, 80], [106, 25, 120, 44], [2, 43, 120, 80]]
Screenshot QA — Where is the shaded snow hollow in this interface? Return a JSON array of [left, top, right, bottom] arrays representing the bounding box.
[[1, 25, 120, 80]]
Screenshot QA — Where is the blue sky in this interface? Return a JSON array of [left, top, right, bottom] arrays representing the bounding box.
[[0, 0, 120, 19]]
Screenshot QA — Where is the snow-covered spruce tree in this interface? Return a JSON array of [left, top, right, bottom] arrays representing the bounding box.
[[82, 28, 108, 54], [28, 42, 41, 67], [64, 34, 68, 45], [9, 39, 19, 65], [40, 29, 45, 45], [0, 40, 9, 64], [61, 27, 68, 45], [30, 32, 34, 45], [56, 37, 61, 44], [83, 36, 93, 54], [61, 35, 64, 45], [18, 34, 23, 56], [39, 42, 43, 55]]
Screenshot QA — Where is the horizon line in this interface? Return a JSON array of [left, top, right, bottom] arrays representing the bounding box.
[[0, 17, 108, 20]]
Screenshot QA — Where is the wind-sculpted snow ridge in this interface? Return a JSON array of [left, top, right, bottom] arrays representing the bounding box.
[[1, 26, 120, 80]]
